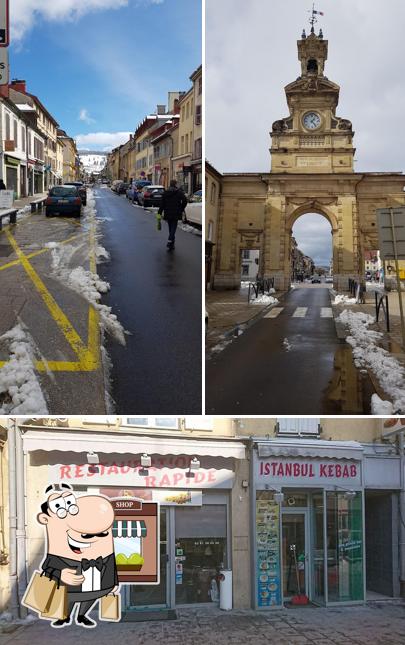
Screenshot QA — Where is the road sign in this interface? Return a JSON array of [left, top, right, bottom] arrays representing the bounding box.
[[0, 0, 9, 46], [0, 46, 8, 85], [377, 207, 405, 260]]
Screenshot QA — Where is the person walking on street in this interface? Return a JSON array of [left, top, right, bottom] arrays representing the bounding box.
[[0, 179, 6, 190], [158, 179, 187, 250]]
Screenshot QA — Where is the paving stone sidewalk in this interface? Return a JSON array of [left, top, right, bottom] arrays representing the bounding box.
[[205, 286, 288, 353], [1, 603, 405, 645]]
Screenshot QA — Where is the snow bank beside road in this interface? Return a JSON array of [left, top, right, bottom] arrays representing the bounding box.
[[250, 294, 279, 306], [333, 294, 357, 305], [0, 325, 48, 414], [338, 309, 405, 413]]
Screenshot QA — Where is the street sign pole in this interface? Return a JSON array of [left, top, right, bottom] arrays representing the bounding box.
[[390, 208, 405, 349]]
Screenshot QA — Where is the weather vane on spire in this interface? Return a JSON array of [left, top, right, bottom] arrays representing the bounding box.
[[308, 3, 324, 33]]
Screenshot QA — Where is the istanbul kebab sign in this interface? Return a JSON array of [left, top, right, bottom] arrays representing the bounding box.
[[49, 455, 235, 489], [256, 457, 361, 487]]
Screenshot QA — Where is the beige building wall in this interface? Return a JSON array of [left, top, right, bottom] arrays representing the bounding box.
[[0, 426, 9, 613], [205, 163, 222, 288], [172, 88, 193, 193]]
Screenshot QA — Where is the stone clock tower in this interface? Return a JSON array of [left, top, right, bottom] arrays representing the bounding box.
[[271, 28, 354, 174], [212, 21, 405, 292]]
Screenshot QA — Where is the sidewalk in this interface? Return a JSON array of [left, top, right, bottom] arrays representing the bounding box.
[[205, 285, 288, 353], [0, 193, 48, 215], [1, 603, 405, 645]]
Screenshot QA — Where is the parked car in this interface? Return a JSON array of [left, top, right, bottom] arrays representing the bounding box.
[[117, 182, 130, 195], [138, 185, 165, 208], [64, 181, 87, 205], [45, 185, 82, 217], [184, 190, 202, 226], [111, 180, 122, 192], [325, 275, 333, 283]]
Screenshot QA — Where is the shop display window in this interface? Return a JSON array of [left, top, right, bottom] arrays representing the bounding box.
[[326, 492, 364, 602], [175, 505, 227, 604]]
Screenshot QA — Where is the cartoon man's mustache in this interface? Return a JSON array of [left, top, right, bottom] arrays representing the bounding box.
[[80, 532, 109, 539]]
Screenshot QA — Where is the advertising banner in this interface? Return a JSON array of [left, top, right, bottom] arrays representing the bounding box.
[[256, 498, 281, 607]]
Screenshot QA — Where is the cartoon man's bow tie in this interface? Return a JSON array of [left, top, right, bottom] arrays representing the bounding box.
[[81, 556, 103, 571]]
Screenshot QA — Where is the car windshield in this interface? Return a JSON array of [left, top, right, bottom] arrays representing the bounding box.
[[50, 186, 78, 197]]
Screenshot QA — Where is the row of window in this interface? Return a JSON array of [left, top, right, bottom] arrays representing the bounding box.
[[86, 417, 321, 436]]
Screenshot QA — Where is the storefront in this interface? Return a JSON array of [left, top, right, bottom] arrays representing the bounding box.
[[22, 430, 245, 612], [4, 155, 20, 198], [252, 439, 365, 608]]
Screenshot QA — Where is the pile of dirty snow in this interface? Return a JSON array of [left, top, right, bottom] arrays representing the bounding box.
[[338, 309, 405, 413], [48, 244, 126, 345], [0, 611, 37, 627], [0, 325, 48, 414], [333, 294, 357, 305], [250, 294, 279, 306]]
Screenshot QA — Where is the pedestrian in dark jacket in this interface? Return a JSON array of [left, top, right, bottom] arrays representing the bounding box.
[[0, 180, 6, 190], [158, 179, 187, 250]]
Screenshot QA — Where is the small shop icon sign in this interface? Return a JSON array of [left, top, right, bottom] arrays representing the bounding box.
[[111, 498, 160, 585]]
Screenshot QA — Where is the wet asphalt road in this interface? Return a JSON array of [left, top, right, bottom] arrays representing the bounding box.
[[206, 285, 347, 414], [95, 187, 202, 413]]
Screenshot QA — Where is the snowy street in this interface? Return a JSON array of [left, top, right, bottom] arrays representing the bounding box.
[[0, 186, 202, 414], [206, 284, 376, 414]]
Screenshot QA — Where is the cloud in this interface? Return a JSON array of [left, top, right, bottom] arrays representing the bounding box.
[[74, 131, 131, 150], [78, 108, 95, 124], [292, 215, 332, 266], [11, 0, 165, 41]]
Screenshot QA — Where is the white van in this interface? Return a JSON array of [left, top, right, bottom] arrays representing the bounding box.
[[184, 190, 202, 227]]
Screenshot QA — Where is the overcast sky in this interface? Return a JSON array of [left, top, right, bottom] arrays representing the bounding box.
[[206, 0, 405, 265]]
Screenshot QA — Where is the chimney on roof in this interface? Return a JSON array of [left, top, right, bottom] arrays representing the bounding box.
[[10, 79, 27, 93], [156, 104, 166, 115], [173, 98, 180, 114]]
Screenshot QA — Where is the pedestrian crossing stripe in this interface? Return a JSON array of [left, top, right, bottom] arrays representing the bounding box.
[[321, 307, 333, 318], [264, 308, 284, 318], [264, 307, 334, 320], [292, 307, 308, 317]]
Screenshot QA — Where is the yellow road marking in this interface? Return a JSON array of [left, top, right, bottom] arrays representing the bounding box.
[[0, 210, 101, 372], [0, 233, 82, 272], [5, 229, 89, 361]]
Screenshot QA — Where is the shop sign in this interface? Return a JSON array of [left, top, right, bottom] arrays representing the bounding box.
[[0, 189, 13, 208], [49, 457, 235, 489], [0, 1, 9, 47], [256, 499, 281, 607], [111, 498, 159, 584], [256, 457, 361, 487], [0, 46, 8, 85], [100, 487, 202, 506]]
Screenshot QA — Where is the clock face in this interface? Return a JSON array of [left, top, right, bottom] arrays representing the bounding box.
[[303, 112, 321, 130]]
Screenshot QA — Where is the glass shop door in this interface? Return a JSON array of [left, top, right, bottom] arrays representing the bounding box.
[[282, 511, 310, 600], [126, 508, 171, 609]]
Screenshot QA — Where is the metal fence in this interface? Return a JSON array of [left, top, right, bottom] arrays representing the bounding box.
[[248, 277, 275, 301], [348, 278, 366, 304]]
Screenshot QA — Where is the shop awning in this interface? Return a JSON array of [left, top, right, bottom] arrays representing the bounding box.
[[113, 520, 146, 538], [22, 430, 246, 459], [256, 439, 363, 461]]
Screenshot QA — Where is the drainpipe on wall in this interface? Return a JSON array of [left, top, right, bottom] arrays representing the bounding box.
[[15, 426, 27, 615], [399, 432, 405, 597], [7, 419, 18, 618]]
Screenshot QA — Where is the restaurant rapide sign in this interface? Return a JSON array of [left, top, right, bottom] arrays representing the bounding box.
[[49, 455, 235, 489], [256, 457, 361, 487]]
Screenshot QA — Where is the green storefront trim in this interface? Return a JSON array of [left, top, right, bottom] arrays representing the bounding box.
[[4, 156, 20, 167]]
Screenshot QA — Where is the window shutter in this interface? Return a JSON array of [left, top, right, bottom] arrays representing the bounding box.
[[277, 418, 320, 436]]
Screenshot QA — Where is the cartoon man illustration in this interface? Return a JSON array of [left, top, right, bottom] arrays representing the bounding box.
[[37, 484, 119, 628]]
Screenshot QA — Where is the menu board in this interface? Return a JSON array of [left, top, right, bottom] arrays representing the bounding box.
[[256, 499, 281, 607]]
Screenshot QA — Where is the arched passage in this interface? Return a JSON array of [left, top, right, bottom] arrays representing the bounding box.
[[290, 212, 332, 285]]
